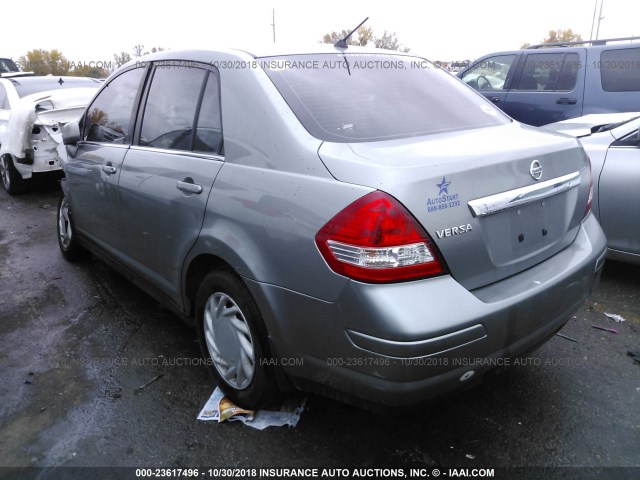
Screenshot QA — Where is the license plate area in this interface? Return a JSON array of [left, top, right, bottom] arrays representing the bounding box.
[[478, 191, 575, 267]]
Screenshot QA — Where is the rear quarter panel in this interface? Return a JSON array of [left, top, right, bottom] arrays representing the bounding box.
[[183, 51, 372, 302]]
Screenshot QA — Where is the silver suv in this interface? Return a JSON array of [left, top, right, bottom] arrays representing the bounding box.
[[58, 46, 607, 409]]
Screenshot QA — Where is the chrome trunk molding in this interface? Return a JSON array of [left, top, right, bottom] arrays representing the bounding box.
[[468, 171, 581, 217]]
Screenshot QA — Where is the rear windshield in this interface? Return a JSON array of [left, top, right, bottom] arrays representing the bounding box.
[[262, 53, 509, 142], [11, 78, 101, 98]]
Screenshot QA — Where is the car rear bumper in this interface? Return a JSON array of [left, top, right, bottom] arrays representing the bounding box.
[[13, 151, 62, 178], [246, 213, 607, 407]]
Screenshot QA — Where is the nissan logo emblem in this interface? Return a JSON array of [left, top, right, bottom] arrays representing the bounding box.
[[530, 160, 543, 181]]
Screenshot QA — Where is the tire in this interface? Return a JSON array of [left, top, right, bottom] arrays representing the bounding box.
[[0, 155, 27, 195], [196, 270, 280, 409], [57, 194, 87, 261]]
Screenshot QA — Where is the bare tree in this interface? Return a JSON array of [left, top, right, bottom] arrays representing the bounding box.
[[321, 27, 408, 51], [113, 51, 132, 68]]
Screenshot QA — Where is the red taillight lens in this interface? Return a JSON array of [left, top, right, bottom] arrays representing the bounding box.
[[315, 191, 445, 283]]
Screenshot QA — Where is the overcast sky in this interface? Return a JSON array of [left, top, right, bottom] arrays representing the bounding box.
[[5, 0, 639, 65]]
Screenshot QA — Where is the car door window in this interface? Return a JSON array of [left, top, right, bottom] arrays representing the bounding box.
[[194, 72, 223, 155], [514, 53, 579, 91], [600, 48, 640, 92], [139, 66, 206, 151], [461, 55, 516, 90], [84, 67, 145, 144]]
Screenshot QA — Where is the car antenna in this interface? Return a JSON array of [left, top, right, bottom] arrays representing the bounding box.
[[334, 17, 369, 49]]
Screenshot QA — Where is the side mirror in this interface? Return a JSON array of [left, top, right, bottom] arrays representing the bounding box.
[[62, 121, 81, 145]]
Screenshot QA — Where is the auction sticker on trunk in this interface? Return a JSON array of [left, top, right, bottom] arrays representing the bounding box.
[[427, 177, 461, 213]]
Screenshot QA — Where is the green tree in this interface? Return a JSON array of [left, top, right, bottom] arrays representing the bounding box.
[[543, 28, 583, 44], [70, 64, 110, 78], [17, 49, 70, 75], [321, 27, 409, 51], [521, 29, 583, 48], [322, 26, 373, 47]]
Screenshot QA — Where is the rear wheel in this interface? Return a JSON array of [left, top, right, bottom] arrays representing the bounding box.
[[0, 156, 27, 195], [196, 270, 280, 409], [57, 194, 87, 260]]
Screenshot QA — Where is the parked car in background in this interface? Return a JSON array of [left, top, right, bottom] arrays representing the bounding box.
[[0, 58, 23, 76], [544, 112, 640, 264], [458, 37, 640, 126], [0, 75, 101, 194], [58, 46, 606, 410]]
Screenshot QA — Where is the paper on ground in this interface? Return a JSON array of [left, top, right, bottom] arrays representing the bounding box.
[[604, 312, 625, 323], [197, 387, 305, 430]]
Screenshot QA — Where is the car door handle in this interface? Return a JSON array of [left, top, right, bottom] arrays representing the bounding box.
[[102, 164, 117, 175], [177, 180, 203, 194], [556, 98, 577, 105], [488, 96, 500, 103]]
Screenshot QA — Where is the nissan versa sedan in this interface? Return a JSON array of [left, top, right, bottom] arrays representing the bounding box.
[[57, 46, 607, 409]]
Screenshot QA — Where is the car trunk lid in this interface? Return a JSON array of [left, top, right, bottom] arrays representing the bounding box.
[[317, 122, 591, 290]]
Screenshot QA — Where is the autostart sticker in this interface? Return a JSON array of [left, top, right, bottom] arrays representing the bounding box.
[[427, 177, 461, 213]]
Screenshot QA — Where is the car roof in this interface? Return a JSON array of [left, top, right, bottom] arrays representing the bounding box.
[[466, 37, 640, 65], [526, 36, 640, 50], [127, 44, 419, 66]]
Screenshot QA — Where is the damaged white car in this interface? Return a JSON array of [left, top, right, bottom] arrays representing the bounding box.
[[0, 75, 100, 194]]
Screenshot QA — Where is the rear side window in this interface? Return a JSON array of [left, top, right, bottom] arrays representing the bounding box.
[[263, 54, 508, 143], [138, 65, 223, 154], [514, 52, 579, 91], [140, 66, 205, 151], [600, 48, 640, 92]]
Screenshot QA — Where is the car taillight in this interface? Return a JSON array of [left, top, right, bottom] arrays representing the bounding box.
[[315, 191, 445, 283], [584, 153, 593, 218]]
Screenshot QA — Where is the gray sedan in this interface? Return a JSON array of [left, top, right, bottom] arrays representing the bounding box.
[[544, 113, 640, 265], [58, 46, 606, 409]]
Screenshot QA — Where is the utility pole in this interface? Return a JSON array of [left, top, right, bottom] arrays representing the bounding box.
[[590, 0, 598, 40], [595, 0, 605, 40], [271, 9, 276, 43]]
